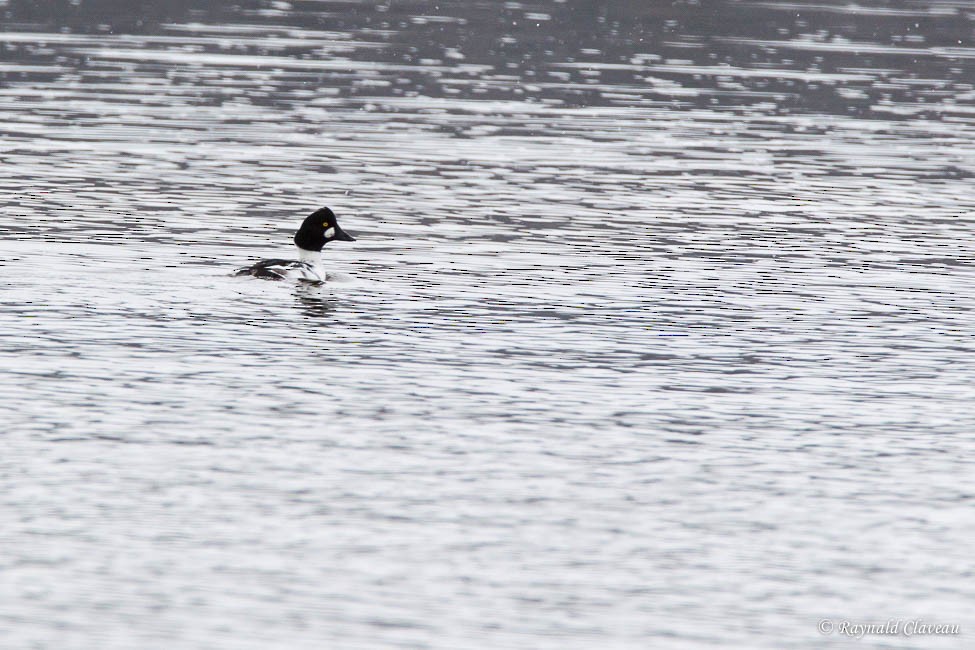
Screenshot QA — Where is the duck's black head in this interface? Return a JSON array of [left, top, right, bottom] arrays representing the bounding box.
[[293, 207, 356, 252]]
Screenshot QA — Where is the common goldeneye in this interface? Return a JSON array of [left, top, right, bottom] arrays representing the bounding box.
[[234, 206, 355, 282]]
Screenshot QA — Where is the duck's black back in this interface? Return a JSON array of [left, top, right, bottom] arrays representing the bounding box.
[[234, 258, 298, 279]]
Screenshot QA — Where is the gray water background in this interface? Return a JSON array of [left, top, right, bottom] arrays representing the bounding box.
[[1, 0, 973, 647]]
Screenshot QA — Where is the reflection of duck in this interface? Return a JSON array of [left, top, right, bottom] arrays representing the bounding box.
[[295, 288, 340, 317], [234, 207, 355, 282]]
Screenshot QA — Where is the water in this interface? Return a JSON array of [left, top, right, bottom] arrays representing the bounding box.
[[1, 1, 973, 647]]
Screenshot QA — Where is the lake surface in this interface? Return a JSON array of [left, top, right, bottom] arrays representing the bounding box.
[[1, 1, 973, 647]]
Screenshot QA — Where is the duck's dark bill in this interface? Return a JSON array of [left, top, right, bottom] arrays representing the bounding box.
[[335, 226, 355, 242]]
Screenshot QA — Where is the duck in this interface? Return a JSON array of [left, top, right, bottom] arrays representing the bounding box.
[[234, 207, 355, 282]]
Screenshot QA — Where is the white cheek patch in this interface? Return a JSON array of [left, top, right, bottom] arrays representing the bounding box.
[[324, 227, 336, 238]]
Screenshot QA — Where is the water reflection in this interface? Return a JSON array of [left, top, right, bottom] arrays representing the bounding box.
[[294, 284, 341, 317], [2, 0, 973, 117]]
